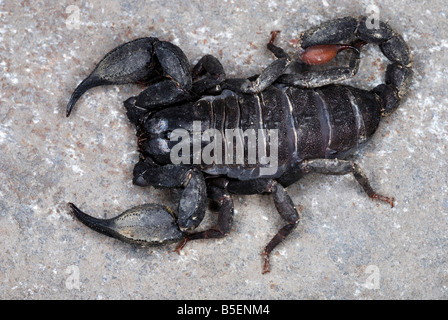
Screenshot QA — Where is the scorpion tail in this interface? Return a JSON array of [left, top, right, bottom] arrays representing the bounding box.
[[372, 63, 413, 117], [68, 202, 185, 245], [297, 16, 413, 116], [356, 16, 413, 116]]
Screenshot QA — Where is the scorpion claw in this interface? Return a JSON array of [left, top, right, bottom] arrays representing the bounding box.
[[69, 202, 185, 245], [66, 38, 159, 117], [66, 76, 105, 117], [66, 37, 193, 117]]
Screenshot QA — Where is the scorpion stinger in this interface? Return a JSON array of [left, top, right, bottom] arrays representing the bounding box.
[[67, 16, 412, 274]]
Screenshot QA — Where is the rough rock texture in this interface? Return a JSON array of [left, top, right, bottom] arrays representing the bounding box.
[[1, 0, 447, 299]]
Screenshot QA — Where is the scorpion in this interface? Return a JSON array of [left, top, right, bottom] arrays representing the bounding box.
[[66, 16, 412, 274]]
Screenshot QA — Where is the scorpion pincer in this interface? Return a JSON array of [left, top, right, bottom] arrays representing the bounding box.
[[66, 16, 412, 274]]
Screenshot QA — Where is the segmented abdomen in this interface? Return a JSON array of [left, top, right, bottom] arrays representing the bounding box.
[[198, 88, 293, 180], [143, 84, 381, 180], [285, 84, 381, 161]]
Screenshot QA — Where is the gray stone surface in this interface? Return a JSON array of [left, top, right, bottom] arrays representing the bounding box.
[[1, 0, 447, 299]]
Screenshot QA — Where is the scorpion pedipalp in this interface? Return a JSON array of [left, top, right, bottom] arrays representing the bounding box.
[[66, 37, 192, 117], [66, 38, 157, 117], [69, 202, 184, 245]]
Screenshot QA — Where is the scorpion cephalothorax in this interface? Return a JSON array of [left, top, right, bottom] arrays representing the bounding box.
[[67, 16, 412, 274]]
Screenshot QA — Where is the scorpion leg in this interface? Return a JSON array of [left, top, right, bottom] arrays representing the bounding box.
[[300, 158, 394, 207], [175, 186, 234, 253], [174, 177, 300, 274], [235, 31, 291, 94], [225, 178, 300, 274], [261, 181, 300, 274], [191, 54, 226, 95]]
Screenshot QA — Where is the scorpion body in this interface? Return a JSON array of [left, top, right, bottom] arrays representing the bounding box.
[[66, 16, 412, 273], [137, 84, 381, 182]]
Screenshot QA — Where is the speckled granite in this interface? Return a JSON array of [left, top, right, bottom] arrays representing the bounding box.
[[1, 0, 447, 299]]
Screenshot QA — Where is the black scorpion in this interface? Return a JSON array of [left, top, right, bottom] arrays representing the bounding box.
[[66, 16, 412, 273]]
